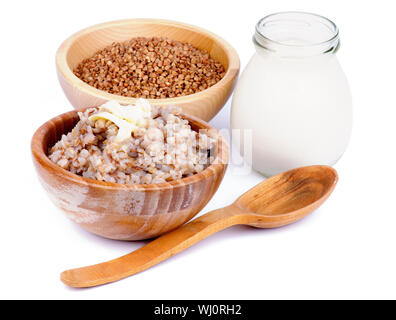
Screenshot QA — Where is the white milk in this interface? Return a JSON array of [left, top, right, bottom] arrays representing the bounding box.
[[231, 12, 352, 176]]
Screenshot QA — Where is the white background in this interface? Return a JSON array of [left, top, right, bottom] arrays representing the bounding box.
[[1, 0, 395, 299]]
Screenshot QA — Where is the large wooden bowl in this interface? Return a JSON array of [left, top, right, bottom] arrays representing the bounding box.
[[56, 19, 240, 122], [31, 109, 229, 240]]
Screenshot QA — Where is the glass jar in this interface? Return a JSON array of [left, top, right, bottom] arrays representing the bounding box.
[[231, 12, 352, 177]]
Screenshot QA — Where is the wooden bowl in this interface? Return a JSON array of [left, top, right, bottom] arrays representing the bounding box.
[[56, 19, 240, 122], [31, 109, 229, 240]]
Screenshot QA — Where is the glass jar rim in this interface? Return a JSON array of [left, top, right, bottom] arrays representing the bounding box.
[[254, 11, 340, 56]]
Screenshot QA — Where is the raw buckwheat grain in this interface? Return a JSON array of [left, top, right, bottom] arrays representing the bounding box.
[[73, 37, 226, 99]]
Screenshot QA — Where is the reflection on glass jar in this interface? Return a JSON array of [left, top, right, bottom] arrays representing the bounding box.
[[231, 12, 352, 177]]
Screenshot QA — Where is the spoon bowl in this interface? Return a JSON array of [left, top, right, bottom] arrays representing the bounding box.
[[61, 165, 337, 287], [235, 165, 338, 228]]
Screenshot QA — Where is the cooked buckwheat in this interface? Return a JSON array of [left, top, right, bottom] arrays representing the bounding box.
[[48, 104, 217, 184]]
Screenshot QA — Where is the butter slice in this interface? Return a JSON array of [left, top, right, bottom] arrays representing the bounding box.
[[89, 99, 152, 143]]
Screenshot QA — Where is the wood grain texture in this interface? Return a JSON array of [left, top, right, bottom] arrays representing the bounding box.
[[31, 108, 229, 240], [56, 19, 240, 121], [61, 165, 337, 287]]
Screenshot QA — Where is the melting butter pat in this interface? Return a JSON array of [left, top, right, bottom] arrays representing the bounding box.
[[89, 99, 152, 142]]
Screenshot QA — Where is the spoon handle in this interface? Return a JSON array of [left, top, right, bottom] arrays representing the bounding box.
[[61, 206, 245, 288]]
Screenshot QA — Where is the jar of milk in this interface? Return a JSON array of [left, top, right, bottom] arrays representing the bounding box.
[[231, 12, 352, 177]]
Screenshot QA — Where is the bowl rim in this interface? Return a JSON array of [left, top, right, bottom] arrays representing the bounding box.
[[55, 18, 240, 106], [31, 107, 229, 192]]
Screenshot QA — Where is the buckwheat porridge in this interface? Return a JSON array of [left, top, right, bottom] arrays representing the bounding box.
[[48, 99, 217, 184]]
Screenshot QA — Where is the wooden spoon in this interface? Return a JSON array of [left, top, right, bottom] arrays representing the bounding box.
[[61, 165, 337, 288]]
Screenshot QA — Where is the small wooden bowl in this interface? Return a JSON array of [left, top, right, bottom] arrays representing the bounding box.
[[56, 19, 240, 122], [31, 109, 229, 240]]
